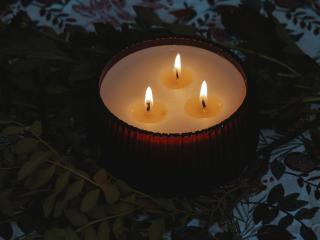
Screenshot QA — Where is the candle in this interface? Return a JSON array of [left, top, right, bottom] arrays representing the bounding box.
[[96, 37, 258, 195], [161, 53, 193, 89], [100, 43, 246, 134], [185, 80, 222, 118], [130, 86, 167, 123]]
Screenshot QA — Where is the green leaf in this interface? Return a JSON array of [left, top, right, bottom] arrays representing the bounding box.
[[28, 120, 42, 136], [303, 97, 320, 103], [93, 168, 108, 185], [64, 209, 88, 227], [278, 215, 293, 228], [18, 151, 50, 180], [65, 180, 84, 201], [84, 227, 97, 240], [13, 137, 38, 155], [300, 225, 316, 240], [44, 228, 66, 240], [156, 198, 176, 211], [270, 160, 285, 180], [65, 228, 80, 240], [43, 194, 56, 218], [81, 189, 100, 212], [101, 183, 120, 204], [0, 191, 13, 217], [53, 199, 67, 218], [98, 221, 110, 240], [113, 217, 125, 239], [148, 219, 165, 240], [54, 171, 70, 194], [87, 205, 106, 219], [267, 184, 284, 204], [1, 126, 24, 136], [25, 165, 56, 189], [295, 207, 319, 220]]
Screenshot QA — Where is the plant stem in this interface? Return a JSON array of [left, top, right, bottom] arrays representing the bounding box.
[[211, 40, 301, 77], [75, 208, 140, 232]]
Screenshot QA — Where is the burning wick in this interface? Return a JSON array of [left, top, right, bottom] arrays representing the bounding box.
[[145, 86, 153, 112], [174, 53, 181, 80], [200, 80, 207, 109]]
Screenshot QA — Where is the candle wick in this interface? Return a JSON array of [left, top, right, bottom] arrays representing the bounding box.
[[176, 70, 179, 80], [201, 99, 206, 109], [146, 102, 151, 112]]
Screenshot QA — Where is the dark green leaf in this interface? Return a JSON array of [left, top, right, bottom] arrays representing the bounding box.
[[81, 189, 100, 212], [84, 227, 97, 240], [101, 183, 120, 204], [44, 228, 66, 240], [149, 219, 165, 240], [18, 151, 50, 180], [54, 171, 70, 194], [1, 126, 24, 136], [13, 137, 38, 155], [87, 205, 106, 219], [28, 120, 42, 136], [43, 194, 56, 218], [65, 228, 80, 240], [270, 161, 285, 180], [53, 199, 67, 218], [113, 217, 125, 239], [0, 191, 13, 217], [93, 168, 108, 185], [98, 221, 110, 240], [64, 209, 88, 227], [300, 225, 317, 240], [295, 207, 319, 220], [278, 215, 293, 228], [267, 184, 284, 203], [25, 165, 56, 189], [65, 180, 84, 201]]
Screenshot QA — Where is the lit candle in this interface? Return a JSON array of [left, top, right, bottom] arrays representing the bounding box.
[[174, 53, 181, 79], [130, 86, 166, 123], [184, 80, 222, 118], [161, 53, 193, 89], [100, 44, 246, 133], [97, 38, 257, 195]]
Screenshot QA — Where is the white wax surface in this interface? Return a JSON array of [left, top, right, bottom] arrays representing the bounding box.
[[100, 45, 246, 134]]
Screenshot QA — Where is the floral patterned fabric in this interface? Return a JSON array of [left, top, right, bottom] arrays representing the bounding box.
[[1, 0, 320, 63]]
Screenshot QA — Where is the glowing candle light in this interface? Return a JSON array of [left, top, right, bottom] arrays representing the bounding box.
[[161, 53, 192, 89], [145, 86, 153, 112], [174, 53, 181, 79], [200, 80, 207, 109]]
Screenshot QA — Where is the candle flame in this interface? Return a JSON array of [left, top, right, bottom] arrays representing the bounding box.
[[145, 86, 153, 111], [174, 53, 181, 79], [200, 80, 207, 108]]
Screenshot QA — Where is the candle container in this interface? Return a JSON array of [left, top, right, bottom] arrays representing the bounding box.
[[94, 37, 258, 196]]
